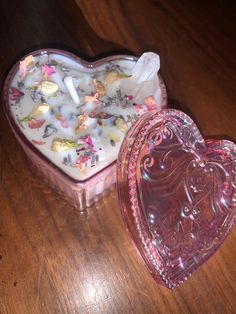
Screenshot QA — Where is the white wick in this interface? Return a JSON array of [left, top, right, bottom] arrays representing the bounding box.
[[64, 76, 80, 105]]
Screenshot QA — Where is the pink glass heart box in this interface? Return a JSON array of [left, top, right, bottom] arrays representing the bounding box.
[[3, 49, 167, 210]]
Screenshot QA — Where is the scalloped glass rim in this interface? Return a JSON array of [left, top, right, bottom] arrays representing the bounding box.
[[117, 109, 236, 288]]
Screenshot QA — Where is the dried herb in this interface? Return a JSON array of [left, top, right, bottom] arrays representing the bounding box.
[[43, 124, 58, 138]]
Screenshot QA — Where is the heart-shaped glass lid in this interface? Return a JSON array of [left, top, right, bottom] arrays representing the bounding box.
[[117, 109, 236, 288]]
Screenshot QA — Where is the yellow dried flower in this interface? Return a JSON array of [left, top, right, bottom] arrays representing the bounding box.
[[104, 71, 130, 84], [29, 103, 50, 118], [107, 132, 120, 143], [37, 81, 59, 96], [92, 79, 106, 97], [51, 138, 78, 152], [115, 117, 128, 133], [75, 114, 87, 134]]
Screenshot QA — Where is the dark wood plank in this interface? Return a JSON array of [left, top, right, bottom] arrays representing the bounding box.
[[0, 0, 236, 313]]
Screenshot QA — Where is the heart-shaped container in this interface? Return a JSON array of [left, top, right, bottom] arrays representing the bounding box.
[[3, 49, 236, 288], [3, 49, 167, 210]]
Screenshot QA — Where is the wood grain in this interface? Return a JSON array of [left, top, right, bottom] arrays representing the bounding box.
[[0, 0, 236, 313]]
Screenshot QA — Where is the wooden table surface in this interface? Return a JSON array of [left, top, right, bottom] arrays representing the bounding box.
[[0, 1, 236, 313]]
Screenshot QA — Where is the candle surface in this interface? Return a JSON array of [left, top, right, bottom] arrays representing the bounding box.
[[9, 52, 164, 181]]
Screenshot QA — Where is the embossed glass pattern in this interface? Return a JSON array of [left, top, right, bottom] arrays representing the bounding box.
[[117, 109, 236, 288]]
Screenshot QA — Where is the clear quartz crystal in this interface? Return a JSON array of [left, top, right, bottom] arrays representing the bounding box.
[[120, 52, 161, 106]]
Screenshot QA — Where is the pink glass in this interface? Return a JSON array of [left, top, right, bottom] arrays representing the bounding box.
[[3, 49, 167, 211], [117, 109, 236, 288]]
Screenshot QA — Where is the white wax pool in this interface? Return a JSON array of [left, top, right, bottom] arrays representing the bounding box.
[[9, 52, 163, 181]]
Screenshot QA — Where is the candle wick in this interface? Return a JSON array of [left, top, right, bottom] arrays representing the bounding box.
[[64, 76, 80, 105]]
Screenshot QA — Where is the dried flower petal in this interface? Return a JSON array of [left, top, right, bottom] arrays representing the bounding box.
[[19, 103, 49, 126], [133, 104, 148, 115], [84, 92, 99, 103], [94, 112, 115, 127], [125, 95, 133, 101], [63, 154, 74, 166], [9, 87, 24, 103], [145, 96, 159, 111], [28, 118, 45, 129], [75, 142, 97, 169], [43, 124, 58, 138], [32, 139, 46, 145], [78, 135, 94, 147], [96, 112, 114, 119], [42, 65, 55, 78], [76, 154, 91, 169], [19, 55, 35, 77], [55, 114, 69, 128], [29, 103, 50, 118], [77, 155, 90, 163], [104, 71, 130, 84], [17, 81, 25, 89], [17, 118, 25, 129], [93, 79, 106, 97], [31, 90, 43, 103], [108, 132, 120, 143], [75, 114, 87, 134], [51, 138, 78, 152], [37, 81, 59, 96], [115, 117, 128, 133]]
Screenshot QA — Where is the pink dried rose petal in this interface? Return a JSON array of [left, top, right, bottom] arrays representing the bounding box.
[[55, 114, 69, 128], [125, 95, 133, 101], [77, 155, 90, 163], [89, 147, 97, 154], [32, 139, 46, 145], [79, 135, 94, 147], [42, 65, 55, 78], [76, 155, 90, 169], [9, 87, 24, 102], [28, 118, 45, 129]]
